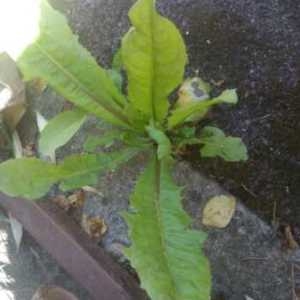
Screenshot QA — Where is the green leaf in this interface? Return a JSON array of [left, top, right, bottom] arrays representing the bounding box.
[[168, 89, 239, 129], [124, 156, 211, 300], [200, 126, 248, 162], [112, 48, 122, 71], [177, 138, 202, 149], [146, 125, 171, 160], [39, 109, 87, 156], [107, 69, 123, 91], [216, 89, 238, 104], [176, 126, 196, 139], [0, 158, 59, 199], [0, 148, 140, 199], [83, 130, 123, 152], [17, 0, 130, 128], [172, 127, 201, 149], [168, 98, 221, 130], [121, 132, 152, 148], [59, 149, 138, 191], [122, 0, 187, 123]]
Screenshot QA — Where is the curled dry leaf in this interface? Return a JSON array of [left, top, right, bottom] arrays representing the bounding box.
[[81, 214, 107, 241], [284, 225, 299, 250], [52, 191, 85, 212], [202, 195, 236, 228], [82, 185, 104, 197], [23, 143, 36, 157], [68, 190, 85, 209], [31, 286, 79, 300], [28, 78, 47, 96], [0, 53, 26, 131], [52, 195, 70, 211]]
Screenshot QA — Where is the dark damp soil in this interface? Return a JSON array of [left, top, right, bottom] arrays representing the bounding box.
[[158, 0, 300, 243], [186, 82, 300, 236]]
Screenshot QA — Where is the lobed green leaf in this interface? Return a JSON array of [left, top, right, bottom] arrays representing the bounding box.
[[200, 126, 248, 162], [124, 155, 211, 300]]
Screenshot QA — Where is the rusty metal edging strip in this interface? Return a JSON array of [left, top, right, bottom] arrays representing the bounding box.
[[0, 192, 147, 300]]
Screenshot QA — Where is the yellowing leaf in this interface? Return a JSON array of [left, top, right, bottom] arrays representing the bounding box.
[[177, 77, 211, 107], [176, 77, 211, 122], [202, 195, 236, 228], [168, 89, 239, 129]]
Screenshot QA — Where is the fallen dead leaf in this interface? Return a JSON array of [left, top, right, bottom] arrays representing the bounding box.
[[81, 214, 107, 241], [31, 286, 79, 300], [211, 79, 225, 87], [284, 225, 299, 250], [23, 143, 36, 157], [68, 190, 85, 209], [52, 191, 85, 212], [82, 185, 104, 197], [52, 195, 71, 212], [0, 52, 26, 131], [28, 78, 47, 96], [202, 195, 236, 228]]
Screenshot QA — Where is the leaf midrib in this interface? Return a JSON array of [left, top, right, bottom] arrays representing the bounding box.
[[58, 150, 137, 180], [34, 42, 130, 127], [149, 4, 156, 121], [154, 156, 179, 299]]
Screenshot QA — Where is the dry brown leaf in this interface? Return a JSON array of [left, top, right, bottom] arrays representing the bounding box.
[[82, 185, 104, 197], [28, 78, 47, 96], [211, 79, 225, 87], [31, 286, 79, 300], [23, 143, 36, 157], [52, 191, 85, 212], [202, 195, 236, 228], [284, 225, 299, 250], [52, 195, 71, 212], [67, 190, 85, 209], [81, 214, 107, 241], [0, 53, 26, 131]]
